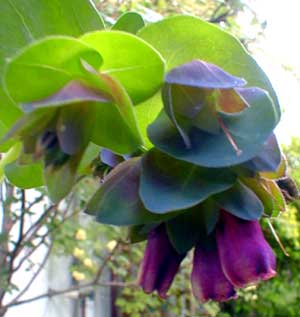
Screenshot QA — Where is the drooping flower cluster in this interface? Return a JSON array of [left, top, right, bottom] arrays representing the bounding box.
[[139, 210, 276, 302], [84, 60, 297, 303]]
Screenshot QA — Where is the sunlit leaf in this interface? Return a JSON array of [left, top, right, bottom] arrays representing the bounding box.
[[5, 37, 103, 103], [0, 0, 104, 141], [5, 161, 43, 188], [81, 30, 165, 104]]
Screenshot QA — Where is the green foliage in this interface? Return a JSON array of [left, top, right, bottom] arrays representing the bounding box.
[[0, 0, 104, 143], [80, 30, 165, 104], [112, 12, 145, 34], [0, 1, 299, 316]]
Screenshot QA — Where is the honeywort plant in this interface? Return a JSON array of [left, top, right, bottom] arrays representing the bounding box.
[[0, 0, 298, 308]]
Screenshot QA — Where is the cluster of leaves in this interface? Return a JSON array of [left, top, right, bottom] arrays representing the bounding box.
[[0, 0, 299, 314]]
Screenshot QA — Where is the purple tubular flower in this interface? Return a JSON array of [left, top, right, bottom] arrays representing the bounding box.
[[191, 237, 237, 302], [216, 210, 276, 288], [138, 224, 186, 298]]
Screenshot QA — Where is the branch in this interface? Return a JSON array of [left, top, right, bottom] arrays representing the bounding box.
[[4, 280, 137, 309], [5, 241, 53, 307]]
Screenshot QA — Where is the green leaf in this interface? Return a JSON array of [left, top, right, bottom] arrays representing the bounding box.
[[127, 223, 158, 243], [213, 181, 264, 220], [79, 64, 143, 153], [78, 142, 101, 174], [138, 15, 280, 119], [5, 36, 103, 103], [5, 161, 43, 188], [112, 12, 145, 34], [261, 179, 286, 216], [0, 142, 22, 181], [81, 30, 165, 104], [91, 102, 142, 154], [166, 207, 204, 254], [140, 149, 236, 213], [201, 198, 220, 234], [85, 158, 173, 226], [240, 177, 275, 216], [148, 87, 277, 167], [0, 0, 104, 139], [44, 154, 81, 203], [135, 92, 162, 148]]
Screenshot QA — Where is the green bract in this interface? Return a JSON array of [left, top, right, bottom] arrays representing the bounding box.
[[81, 30, 165, 104], [0, 0, 104, 145]]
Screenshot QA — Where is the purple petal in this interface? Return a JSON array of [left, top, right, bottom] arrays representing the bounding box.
[[216, 210, 276, 288], [23, 81, 110, 112], [100, 149, 124, 167], [165, 60, 246, 89], [191, 237, 237, 302], [138, 224, 185, 298]]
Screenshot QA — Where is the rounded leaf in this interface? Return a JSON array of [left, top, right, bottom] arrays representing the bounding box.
[[81, 30, 165, 104], [5, 36, 103, 103]]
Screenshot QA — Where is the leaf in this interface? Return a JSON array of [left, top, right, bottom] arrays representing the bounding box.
[[91, 101, 142, 154], [0, 142, 22, 181], [127, 223, 158, 244], [260, 155, 287, 180], [135, 92, 162, 148], [242, 133, 281, 173], [44, 154, 81, 203], [140, 149, 236, 213], [85, 158, 173, 226], [0, 0, 104, 139], [5, 36, 103, 103], [112, 12, 145, 34], [201, 198, 220, 234], [1, 108, 56, 143], [213, 181, 264, 220], [166, 207, 204, 254], [240, 177, 275, 215], [81, 30, 165, 104], [5, 161, 43, 188], [261, 179, 286, 216], [79, 63, 143, 153], [21, 76, 142, 155], [77, 142, 101, 174], [139, 15, 281, 119], [148, 87, 278, 167]]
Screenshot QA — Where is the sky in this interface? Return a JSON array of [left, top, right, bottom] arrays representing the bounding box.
[[243, 0, 300, 144]]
